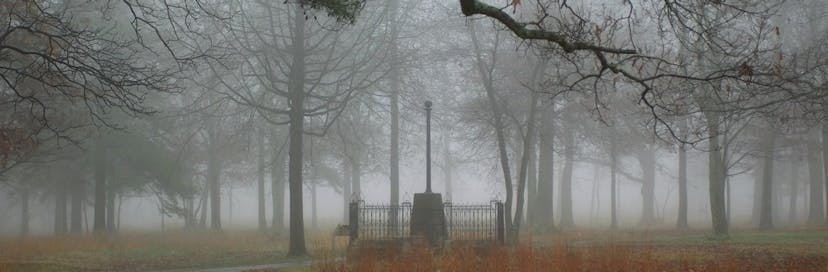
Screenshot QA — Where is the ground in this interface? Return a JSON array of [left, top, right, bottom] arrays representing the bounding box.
[[0, 230, 334, 272], [1, 227, 827, 271], [316, 228, 828, 271]]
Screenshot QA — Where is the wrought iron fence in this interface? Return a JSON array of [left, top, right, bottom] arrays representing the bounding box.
[[349, 200, 504, 245], [349, 201, 412, 242], [444, 201, 504, 243]]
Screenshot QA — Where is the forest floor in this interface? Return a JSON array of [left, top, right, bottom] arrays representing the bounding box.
[[1, 227, 827, 271]]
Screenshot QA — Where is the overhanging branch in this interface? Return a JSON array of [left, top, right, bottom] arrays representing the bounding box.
[[459, 0, 636, 54]]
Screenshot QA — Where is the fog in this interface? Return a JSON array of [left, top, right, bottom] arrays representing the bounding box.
[[1, 0, 828, 258]]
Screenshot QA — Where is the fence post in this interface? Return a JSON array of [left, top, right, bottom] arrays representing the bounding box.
[[496, 202, 505, 245], [349, 201, 359, 244], [442, 202, 451, 241], [389, 205, 398, 239]]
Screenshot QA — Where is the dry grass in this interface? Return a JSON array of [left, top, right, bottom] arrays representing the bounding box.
[[316, 243, 828, 272], [0, 229, 339, 272], [3, 228, 826, 271], [314, 229, 828, 272]]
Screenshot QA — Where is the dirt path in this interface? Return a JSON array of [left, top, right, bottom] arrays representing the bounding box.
[[190, 259, 315, 272]]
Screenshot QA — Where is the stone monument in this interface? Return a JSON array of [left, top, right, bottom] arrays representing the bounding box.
[[410, 101, 447, 246]]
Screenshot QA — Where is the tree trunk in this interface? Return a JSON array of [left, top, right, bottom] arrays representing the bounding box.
[[526, 132, 537, 227], [706, 114, 728, 236], [689, 25, 727, 235], [93, 138, 107, 233], [272, 128, 286, 232], [84, 199, 89, 233], [789, 160, 798, 225], [107, 190, 116, 232], [823, 126, 828, 226], [725, 175, 731, 223], [287, 3, 308, 256], [511, 90, 539, 240], [752, 162, 763, 225], [722, 126, 731, 223], [487, 83, 513, 236], [443, 129, 453, 201], [208, 122, 222, 230], [807, 131, 824, 224], [54, 179, 68, 235], [773, 163, 783, 222], [677, 138, 689, 230], [516, 58, 545, 231], [258, 129, 267, 231], [70, 178, 84, 234], [186, 196, 195, 229], [311, 182, 318, 230], [610, 134, 618, 229], [469, 22, 514, 239], [183, 197, 190, 229], [228, 173, 234, 227], [20, 187, 29, 236], [117, 194, 123, 231], [639, 147, 656, 225], [537, 101, 555, 230], [589, 164, 600, 224], [199, 183, 208, 229], [759, 128, 776, 230], [559, 126, 575, 227], [351, 156, 361, 202]]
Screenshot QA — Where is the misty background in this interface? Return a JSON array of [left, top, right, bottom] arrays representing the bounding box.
[[1, 0, 827, 256]]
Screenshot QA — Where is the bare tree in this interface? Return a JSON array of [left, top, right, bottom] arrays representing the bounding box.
[[458, 0, 825, 236], [468, 20, 554, 240], [468, 21, 517, 240], [387, 0, 402, 210], [206, 0, 388, 255]]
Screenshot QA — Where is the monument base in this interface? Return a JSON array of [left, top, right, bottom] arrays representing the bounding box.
[[410, 193, 446, 246]]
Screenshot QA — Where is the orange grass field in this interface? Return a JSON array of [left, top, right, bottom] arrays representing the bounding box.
[[313, 229, 828, 272], [1, 228, 827, 271]]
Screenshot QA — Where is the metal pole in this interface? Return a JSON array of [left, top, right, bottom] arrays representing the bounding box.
[[425, 101, 432, 193]]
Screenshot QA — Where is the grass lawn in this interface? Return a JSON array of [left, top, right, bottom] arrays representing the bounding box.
[[313, 227, 828, 272], [2, 227, 827, 271], [0, 230, 335, 272]]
